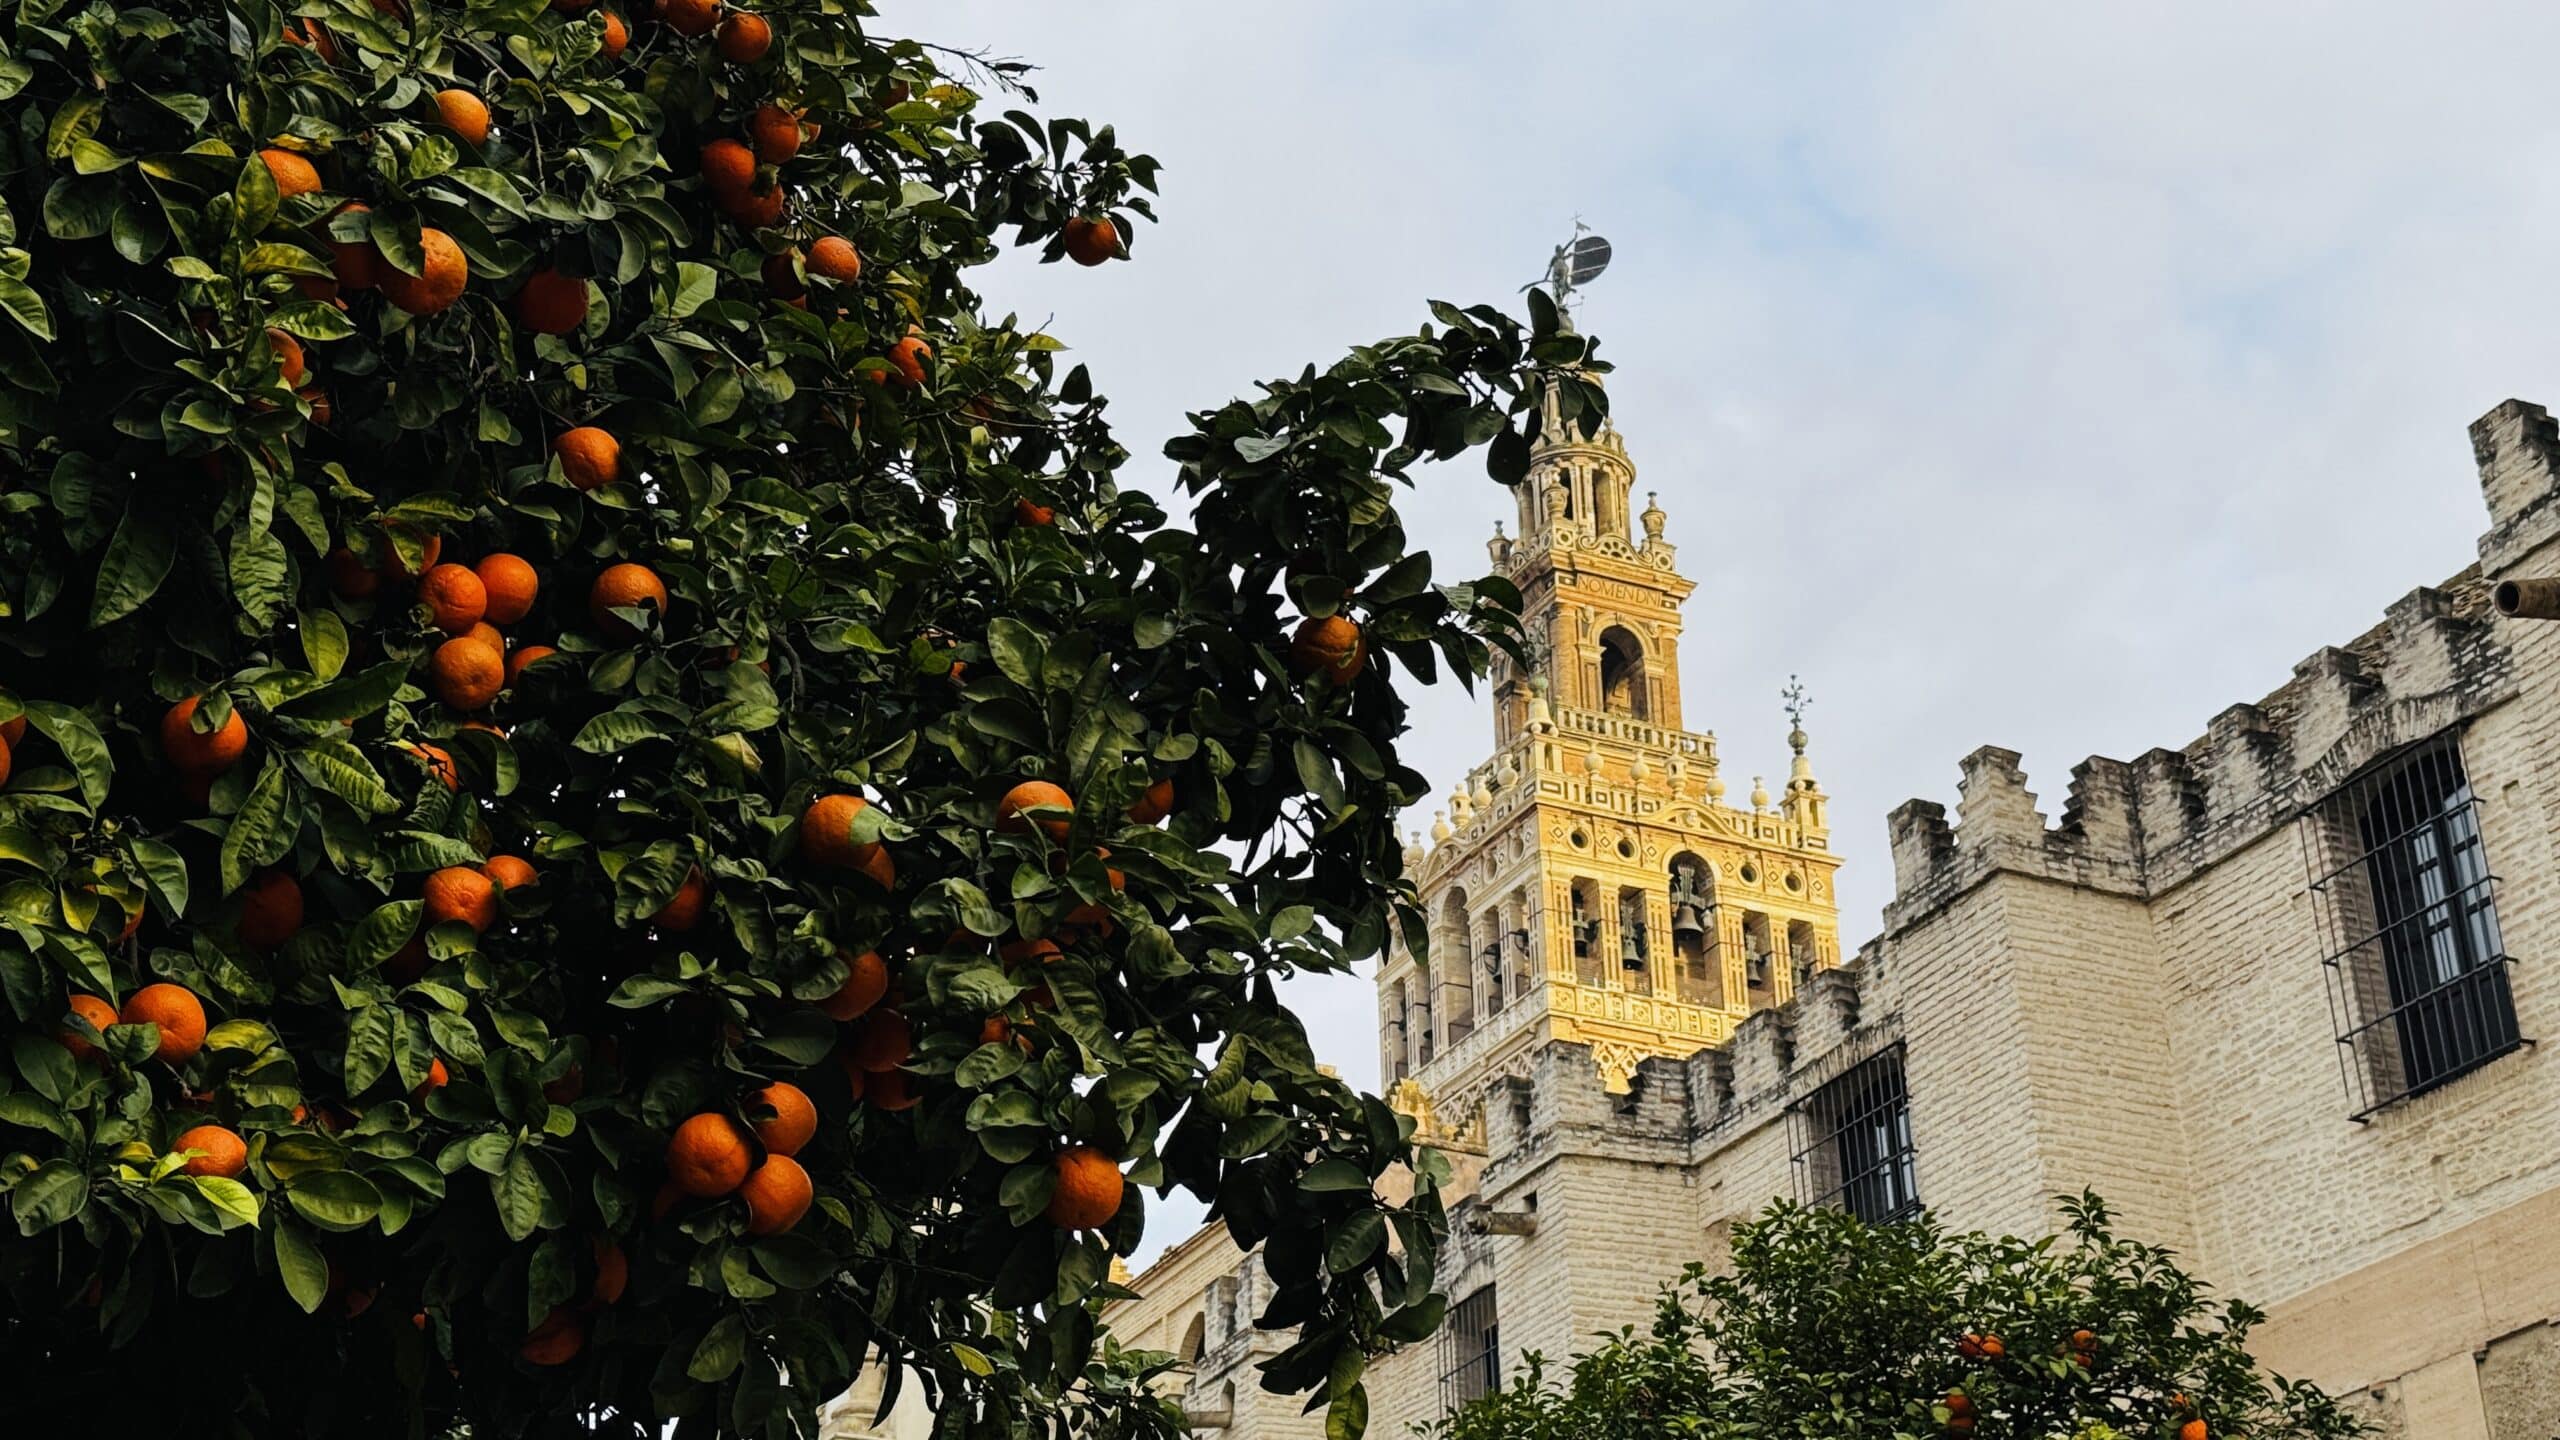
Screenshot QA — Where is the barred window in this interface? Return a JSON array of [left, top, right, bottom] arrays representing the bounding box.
[[2307, 735, 2524, 1119], [1789, 1047, 1919, 1224], [1437, 1284, 1500, 1410]]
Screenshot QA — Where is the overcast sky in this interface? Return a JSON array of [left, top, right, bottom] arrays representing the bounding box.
[[914, 1, 2560, 1263]]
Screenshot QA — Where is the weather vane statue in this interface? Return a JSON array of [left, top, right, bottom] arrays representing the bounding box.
[[1782, 675, 1812, 732], [1529, 218, 1613, 315]]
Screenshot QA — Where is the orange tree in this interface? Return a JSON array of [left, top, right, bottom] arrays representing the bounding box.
[[1431, 1195, 2364, 1440], [0, 0, 1609, 1433]]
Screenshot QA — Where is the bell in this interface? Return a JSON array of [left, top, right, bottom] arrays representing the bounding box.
[[1671, 901, 1707, 942]]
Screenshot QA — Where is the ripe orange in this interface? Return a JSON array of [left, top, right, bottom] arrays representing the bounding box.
[[431, 637, 505, 711], [760, 249, 805, 301], [377, 227, 468, 316], [853, 844, 896, 892], [327, 201, 382, 291], [599, 9, 629, 57], [407, 742, 459, 790], [1, 715, 24, 747], [261, 148, 322, 199], [161, 695, 248, 775], [0, 737, 11, 788], [1128, 777, 1175, 825], [324, 545, 378, 598], [807, 235, 861, 282], [591, 1239, 628, 1304], [847, 1007, 912, 1073], [553, 426, 620, 490], [996, 779, 1074, 839], [750, 104, 804, 162], [750, 1082, 816, 1156], [739, 1154, 810, 1234], [650, 866, 710, 930], [666, 1112, 752, 1196], [660, 0, 716, 35], [506, 645, 559, 683], [2178, 1424, 2207, 1440], [886, 334, 930, 388], [1046, 1145, 1124, 1229], [236, 869, 304, 949], [1000, 938, 1061, 969], [417, 563, 489, 634], [1062, 215, 1120, 267], [482, 854, 538, 895], [473, 552, 539, 624], [1287, 614, 1367, 683], [122, 983, 207, 1064], [460, 620, 504, 653], [515, 268, 589, 336], [699, 138, 756, 195], [433, 89, 490, 145], [174, 1124, 248, 1179], [722, 183, 785, 228], [385, 936, 429, 982], [819, 949, 889, 1021], [267, 328, 306, 385], [60, 994, 118, 1060], [519, 1309, 584, 1366], [300, 386, 334, 426], [589, 562, 668, 639], [714, 10, 769, 61], [865, 1065, 917, 1111], [423, 865, 498, 933], [797, 793, 879, 869], [413, 1056, 450, 1100], [1011, 496, 1054, 527]]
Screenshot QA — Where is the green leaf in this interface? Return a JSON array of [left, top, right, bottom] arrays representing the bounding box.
[[193, 1176, 262, 1229], [688, 1312, 746, 1382], [11, 1159, 85, 1233], [1299, 1158, 1371, 1193], [493, 1149, 545, 1241], [344, 1004, 395, 1094], [275, 1223, 329, 1312], [1325, 1209, 1385, 1273], [0, 276, 52, 341], [218, 760, 293, 894], [129, 837, 188, 917], [25, 702, 110, 808], [572, 709, 666, 754], [88, 507, 175, 625], [274, 660, 407, 722], [287, 1170, 384, 1232], [987, 617, 1046, 689]]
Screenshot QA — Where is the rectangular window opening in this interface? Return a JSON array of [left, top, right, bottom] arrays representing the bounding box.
[[2306, 733, 2526, 1119], [1787, 1046, 1920, 1224], [1438, 1285, 1500, 1410]]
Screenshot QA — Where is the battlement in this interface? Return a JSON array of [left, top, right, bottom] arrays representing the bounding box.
[[1883, 398, 2558, 931]]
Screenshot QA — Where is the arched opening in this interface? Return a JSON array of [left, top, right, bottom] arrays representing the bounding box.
[[1439, 886, 1475, 1044], [1598, 627, 1648, 719], [1568, 877, 1606, 987], [1668, 853, 1719, 1006], [1388, 978, 1413, 1082], [1179, 1312, 1206, 1366]]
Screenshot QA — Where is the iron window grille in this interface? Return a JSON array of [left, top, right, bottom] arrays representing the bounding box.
[[1788, 1046, 1920, 1224], [2304, 734, 2526, 1120], [1438, 1284, 1500, 1411]]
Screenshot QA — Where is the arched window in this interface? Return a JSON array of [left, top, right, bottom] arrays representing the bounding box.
[[1598, 627, 1647, 719], [1668, 853, 1719, 1006], [1439, 887, 1475, 1043], [1179, 1312, 1206, 1366]]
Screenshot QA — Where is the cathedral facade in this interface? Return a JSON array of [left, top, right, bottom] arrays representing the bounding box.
[[1097, 396, 2560, 1440]]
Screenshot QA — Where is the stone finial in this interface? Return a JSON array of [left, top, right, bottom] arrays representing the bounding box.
[[1639, 490, 1666, 542], [1628, 751, 1652, 785], [1887, 798, 1955, 896], [2471, 398, 2560, 529], [1544, 477, 1569, 527], [1487, 522, 1511, 567], [1429, 810, 1452, 844], [1583, 746, 1604, 775], [1749, 775, 1769, 811], [1402, 830, 1425, 867], [1471, 774, 1494, 809], [1954, 745, 2046, 851], [1704, 765, 1728, 802]]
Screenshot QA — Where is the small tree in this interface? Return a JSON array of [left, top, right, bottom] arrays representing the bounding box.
[[0, 0, 1607, 1432], [1434, 1194, 2364, 1440]]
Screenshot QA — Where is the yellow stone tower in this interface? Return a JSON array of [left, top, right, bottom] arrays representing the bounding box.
[[1378, 383, 1843, 1149]]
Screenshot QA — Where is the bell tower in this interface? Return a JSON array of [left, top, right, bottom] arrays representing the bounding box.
[[1379, 369, 1845, 1156]]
